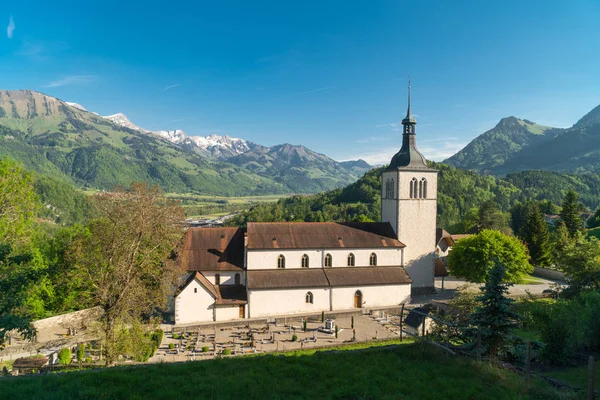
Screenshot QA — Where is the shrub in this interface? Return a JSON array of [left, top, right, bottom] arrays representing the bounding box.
[[168, 343, 175, 350], [85, 356, 92, 363], [58, 348, 72, 365], [321, 311, 325, 323], [76, 344, 85, 364], [291, 334, 298, 342], [202, 346, 209, 353], [222, 348, 231, 355], [172, 333, 180, 339], [303, 320, 307, 332]]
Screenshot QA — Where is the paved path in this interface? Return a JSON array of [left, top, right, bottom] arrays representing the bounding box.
[[411, 276, 566, 305]]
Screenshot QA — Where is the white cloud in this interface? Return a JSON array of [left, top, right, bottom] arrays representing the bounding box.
[[294, 85, 337, 96], [7, 15, 15, 39], [341, 138, 468, 165], [163, 83, 180, 91], [44, 75, 97, 88]]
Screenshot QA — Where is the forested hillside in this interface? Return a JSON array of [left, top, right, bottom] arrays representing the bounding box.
[[228, 163, 600, 231]]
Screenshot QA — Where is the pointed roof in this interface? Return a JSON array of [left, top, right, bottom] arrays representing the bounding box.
[[402, 77, 417, 125]]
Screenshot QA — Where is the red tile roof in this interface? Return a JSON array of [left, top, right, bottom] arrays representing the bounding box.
[[247, 269, 330, 290], [181, 227, 244, 271], [178, 271, 219, 299], [324, 267, 412, 286], [246, 222, 404, 250], [434, 258, 449, 277]]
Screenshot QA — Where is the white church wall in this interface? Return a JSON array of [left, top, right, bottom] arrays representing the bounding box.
[[247, 249, 323, 270], [175, 279, 215, 324], [215, 306, 241, 321], [325, 248, 402, 267], [331, 284, 411, 310], [248, 288, 330, 318], [203, 271, 245, 286]]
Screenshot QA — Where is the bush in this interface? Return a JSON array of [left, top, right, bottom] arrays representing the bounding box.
[[291, 334, 298, 342], [85, 356, 92, 363], [172, 333, 180, 339], [222, 348, 231, 355], [76, 344, 85, 364], [168, 343, 175, 350], [57, 348, 72, 365]]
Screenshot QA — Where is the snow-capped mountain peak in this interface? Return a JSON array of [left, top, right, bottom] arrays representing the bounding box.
[[103, 113, 149, 133], [65, 102, 87, 112]]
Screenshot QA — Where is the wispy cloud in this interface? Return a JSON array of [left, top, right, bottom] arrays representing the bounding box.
[[355, 136, 392, 144], [294, 85, 337, 96], [44, 75, 97, 88], [17, 39, 68, 61], [169, 116, 195, 124], [163, 83, 180, 91], [342, 138, 468, 165], [7, 15, 15, 39]]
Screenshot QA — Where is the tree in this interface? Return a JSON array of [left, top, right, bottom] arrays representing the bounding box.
[[447, 229, 532, 283], [70, 183, 184, 364], [560, 190, 583, 238], [0, 158, 41, 344], [555, 236, 600, 294], [58, 347, 72, 365], [521, 203, 552, 267], [587, 207, 600, 229], [469, 262, 520, 357], [477, 200, 507, 231]]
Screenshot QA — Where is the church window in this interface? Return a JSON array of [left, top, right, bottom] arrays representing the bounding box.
[[369, 252, 377, 266], [215, 274, 220, 285], [277, 255, 285, 269], [419, 179, 423, 198], [421, 178, 428, 199], [235, 273, 240, 285], [385, 178, 395, 199], [410, 178, 418, 199], [324, 253, 332, 267], [347, 253, 355, 266], [194, 288, 197, 293], [302, 254, 309, 268], [306, 292, 314, 304]]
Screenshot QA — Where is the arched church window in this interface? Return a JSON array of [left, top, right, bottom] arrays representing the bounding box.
[[347, 253, 355, 267], [301, 254, 309, 268], [277, 255, 285, 269], [235, 273, 240, 285], [306, 292, 314, 304], [389, 179, 394, 199], [421, 178, 427, 199], [324, 253, 332, 267], [369, 252, 377, 266], [419, 179, 423, 198], [215, 274, 220, 285], [410, 178, 418, 199]]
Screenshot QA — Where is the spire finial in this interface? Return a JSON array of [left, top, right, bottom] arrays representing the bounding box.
[[408, 74, 411, 109]]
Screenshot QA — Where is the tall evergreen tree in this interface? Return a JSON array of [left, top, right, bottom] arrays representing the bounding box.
[[521, 203, 552, 267], [469, 261, 520, 357], [477, 200, 507, 231], [560, 190, 583, 238]]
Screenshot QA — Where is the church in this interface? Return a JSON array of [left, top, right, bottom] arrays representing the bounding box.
[[174, 87, 439, 325]]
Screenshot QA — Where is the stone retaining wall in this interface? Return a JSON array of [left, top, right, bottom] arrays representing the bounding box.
[[532, 267, 565, 281], [32, 307, 102, 331]]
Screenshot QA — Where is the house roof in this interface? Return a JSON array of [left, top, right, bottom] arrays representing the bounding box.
[[436, 228, 455, 247], [178, 271, 219, 299], [450, 234, 470, 242], [181, 227, 245, 271], [13, 357, 49, 369], [215, 285, 247, 305], [324, 267, 412, 286], [247, 266, 411, 290], [246, 222, 405, 250], [247, 269, 330, 290], [434, 258, 449, 277]]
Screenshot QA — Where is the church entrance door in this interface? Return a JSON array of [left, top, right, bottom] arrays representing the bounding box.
[[239, 305, 245, 318], [354, 291, 362, 308]]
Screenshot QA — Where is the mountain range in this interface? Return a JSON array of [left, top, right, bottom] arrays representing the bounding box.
[[0, 90, 371, 195], [445, 104, 600, 176]]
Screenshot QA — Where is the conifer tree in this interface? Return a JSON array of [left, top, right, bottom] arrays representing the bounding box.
[[469, 261, 520, 357], [522, 203, 552, 267], [560, 190, 583, 238]]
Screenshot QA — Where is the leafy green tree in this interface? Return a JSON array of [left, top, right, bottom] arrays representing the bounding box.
[[70, 183, 184, 365], [560, 190, 583, 238], [555, 236, 600, 293], [469, 262, 520, 357], [58, 347, 72, 365], [447, 229, 532, 283], [587, 207, 600, 229], [477, 200, 507, 231], [521, 203, 552, 267]]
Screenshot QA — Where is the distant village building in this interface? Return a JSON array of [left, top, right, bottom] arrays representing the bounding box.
[[174, 84, 442, 324]]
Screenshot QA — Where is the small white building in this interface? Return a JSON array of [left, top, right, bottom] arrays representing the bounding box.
[[174, 86, 439, 325]]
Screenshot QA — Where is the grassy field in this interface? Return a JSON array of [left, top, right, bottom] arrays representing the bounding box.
[[543, 360, 600, 389], [164, 193, 285, 218], [0, 340, 571, 399]]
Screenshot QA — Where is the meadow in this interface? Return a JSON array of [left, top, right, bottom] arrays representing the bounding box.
[[0, 340, 574, 400]]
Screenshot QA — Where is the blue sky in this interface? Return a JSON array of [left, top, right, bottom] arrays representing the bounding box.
[[1, 0, 599, 164]]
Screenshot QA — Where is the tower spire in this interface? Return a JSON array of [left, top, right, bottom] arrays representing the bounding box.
[[402, 75, 417, 133], [407, 74, 411, 116]]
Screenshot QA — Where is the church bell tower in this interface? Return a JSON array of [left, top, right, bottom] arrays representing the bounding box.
[[381, 78, 438, 294]]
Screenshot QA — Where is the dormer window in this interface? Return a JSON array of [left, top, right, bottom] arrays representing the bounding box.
[[277, 254, 285, 269], [301, 254, 309, 268]]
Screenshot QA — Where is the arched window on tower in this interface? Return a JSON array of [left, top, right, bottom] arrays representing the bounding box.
[[324, 253, 332, 267], [305, 291, 314, 304], [347, 253, 355, 267], [369, 252, 377, 266], [277, 254, 285, 269], [390, 179, 394, 199], [301, 254, 309, 268], [410, 178, 418, 199], [419, 179, 423, 198], [421, 178, 428, 199]]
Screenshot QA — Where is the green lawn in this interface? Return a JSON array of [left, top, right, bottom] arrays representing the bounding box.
[[542, 360, 600, 390], [0, 340, 570, 399]]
